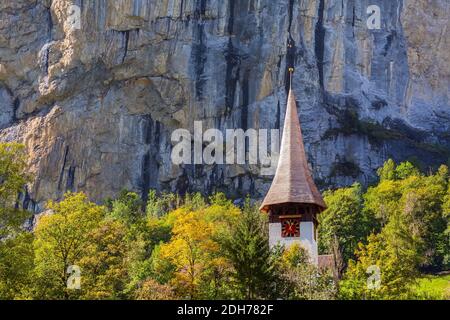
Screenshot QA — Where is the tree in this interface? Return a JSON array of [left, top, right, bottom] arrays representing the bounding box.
[[365, 162, 448, 271], [364, 179, 402, 226], [108, 190, 143, 224], [319, 183, 378, 276], [443, 183, 450, 268], [77, 219, 129, 299], [32, 192, 105, 299], [398, 173, 447, 271], [220, 200, 276, 299], [134, 278, 176, 300], [275, 243, 337, 300], [376, 159, 419, 182], [157, 209, 223, 299], [124, 215, 172, 296], [0, 232, 34, 299], [339, 160, 449, 299], [0, 142, 33, 299], [0, 142, 31, 237], [154, 193, 239, 299], [377, 158, 396, 181], [395, 161, 420, 180], [160, 210, 205, 297], [339, 232, 419, 300], [146, 190, 178, 218]]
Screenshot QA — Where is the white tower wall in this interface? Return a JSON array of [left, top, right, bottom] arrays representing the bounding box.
[[269, 221, 318, 265]]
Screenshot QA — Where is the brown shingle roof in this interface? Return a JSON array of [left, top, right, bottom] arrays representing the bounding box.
[[260, 88, 326, 212]]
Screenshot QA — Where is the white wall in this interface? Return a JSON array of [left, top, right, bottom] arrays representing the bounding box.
[[269, 221, 318, 265]]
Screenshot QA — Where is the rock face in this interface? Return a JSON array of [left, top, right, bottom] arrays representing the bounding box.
[[0, 0, 449, 211]]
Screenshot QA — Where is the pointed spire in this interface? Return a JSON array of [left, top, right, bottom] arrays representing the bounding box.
[[260, 75, 326, 212]]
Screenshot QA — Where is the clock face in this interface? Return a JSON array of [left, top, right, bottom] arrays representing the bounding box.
[[281, 219, 300, 237]]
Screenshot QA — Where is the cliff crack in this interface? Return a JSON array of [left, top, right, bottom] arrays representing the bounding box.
[[66, 166, 76, 191], [315, 0, 325, 89], [284, 34, 296, 93], [224, 39, 240, 116], [122, 30, 130, 64], [58, 145, 69, 191], [288, 0, 294, 33]]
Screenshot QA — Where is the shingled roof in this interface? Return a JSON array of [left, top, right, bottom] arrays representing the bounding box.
[[260, 87, 326, 212]]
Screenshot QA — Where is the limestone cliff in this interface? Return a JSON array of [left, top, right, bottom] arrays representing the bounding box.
[[0, 0, 449, 211]]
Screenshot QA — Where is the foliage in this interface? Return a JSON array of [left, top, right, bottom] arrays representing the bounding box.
[[0, 142, 448, 301], [108, 190, 143, 223], [319, 183, 378, 276], [146, 190, 177, 218], [0, 142, 31, 237], [365, 162, 449, 271], [155, 193, 239, 299], [339, 233, 419, 299], [275, 244, 337, 300], [219, 200, 276, 299], [77, 219, 129, 299], [32, 192, 105, 299], [340, 160, 449, 299], [0, 232, 34, 299], [443, 184, 450, 267], [109, 191, 172, 296], [134, 278, 176, 300]]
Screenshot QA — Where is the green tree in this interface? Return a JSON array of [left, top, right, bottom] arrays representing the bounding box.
[[0, 142, 31, 237], [0, 232, 34, 299], [377, 158, 396, 181], [443, 183, 450, 268], [395, 161, 420, 180], [0, 142, 33, 299], [32, 192, 105, 299], [339, 232, 419, 299], [108, 190, 143, 223], [319, 183, 378, 276], [365, 161, 448, 271], [220, 200, 276, 299], [146, 190, 178, 218], [109, 190, 173, 297]]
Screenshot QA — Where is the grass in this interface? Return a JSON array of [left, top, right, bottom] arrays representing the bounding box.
[[412, 274, 450, 300]]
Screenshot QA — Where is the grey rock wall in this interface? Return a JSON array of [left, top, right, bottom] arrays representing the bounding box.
[[0, 0, 449, 210]]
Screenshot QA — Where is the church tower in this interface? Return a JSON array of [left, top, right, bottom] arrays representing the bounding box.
[[260, 69, 326, 265]]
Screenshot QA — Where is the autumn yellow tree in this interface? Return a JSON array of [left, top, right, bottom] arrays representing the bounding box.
[[155, 193, 239, 299], [32, 192, 105, 299], [77, 219, 129, 299]]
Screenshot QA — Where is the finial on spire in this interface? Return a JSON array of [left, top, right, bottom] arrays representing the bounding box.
[[288, 67, 294, 90]]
